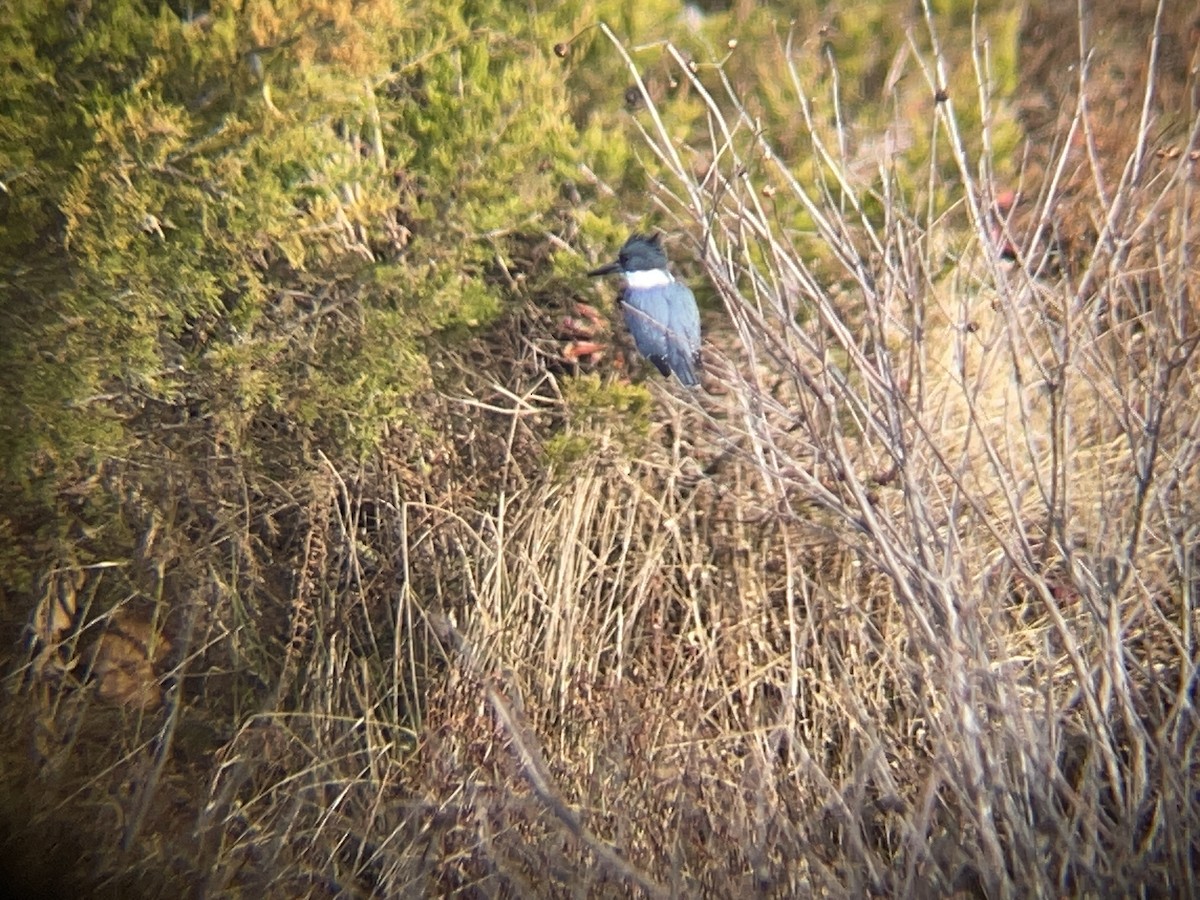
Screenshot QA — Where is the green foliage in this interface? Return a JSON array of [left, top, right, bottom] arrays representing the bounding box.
[[0, 0, 582, 516], [545, 373, 653, 471]]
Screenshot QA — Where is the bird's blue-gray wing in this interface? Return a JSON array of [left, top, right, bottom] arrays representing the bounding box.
[[621, 289, 672, 378], [663, 282, 701, 387]]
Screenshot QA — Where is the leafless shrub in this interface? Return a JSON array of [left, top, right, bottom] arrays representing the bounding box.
[[380, 5, 1198, 896]]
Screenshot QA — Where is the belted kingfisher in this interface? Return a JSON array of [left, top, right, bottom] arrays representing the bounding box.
[[587, 233, 702, 387]]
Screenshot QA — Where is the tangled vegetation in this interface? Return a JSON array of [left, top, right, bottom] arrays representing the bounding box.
[[2, 0, 1197, 896]]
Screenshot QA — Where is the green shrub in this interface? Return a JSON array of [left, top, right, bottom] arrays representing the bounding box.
[[0, 0, 581, 516]]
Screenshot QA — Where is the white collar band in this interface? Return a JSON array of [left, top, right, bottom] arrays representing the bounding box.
[[624, 268, 674, 289]]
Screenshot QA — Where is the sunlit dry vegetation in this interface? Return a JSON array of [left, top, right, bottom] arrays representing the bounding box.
[[2, 0, 1198, 897]]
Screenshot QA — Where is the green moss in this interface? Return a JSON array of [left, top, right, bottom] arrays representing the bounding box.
[[545, 374, 654, 472]]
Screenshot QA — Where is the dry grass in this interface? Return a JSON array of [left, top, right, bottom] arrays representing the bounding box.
[[4, 3, 1199, 897]]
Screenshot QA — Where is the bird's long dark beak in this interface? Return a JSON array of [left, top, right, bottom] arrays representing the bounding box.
[[587, 260, 621, 277]]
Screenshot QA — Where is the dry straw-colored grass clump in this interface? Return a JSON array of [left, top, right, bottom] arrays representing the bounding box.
[[5, 3, 1198, 898]]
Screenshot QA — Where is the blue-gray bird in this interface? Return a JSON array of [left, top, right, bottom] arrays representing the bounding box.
[[587, 233, 702, 387]]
